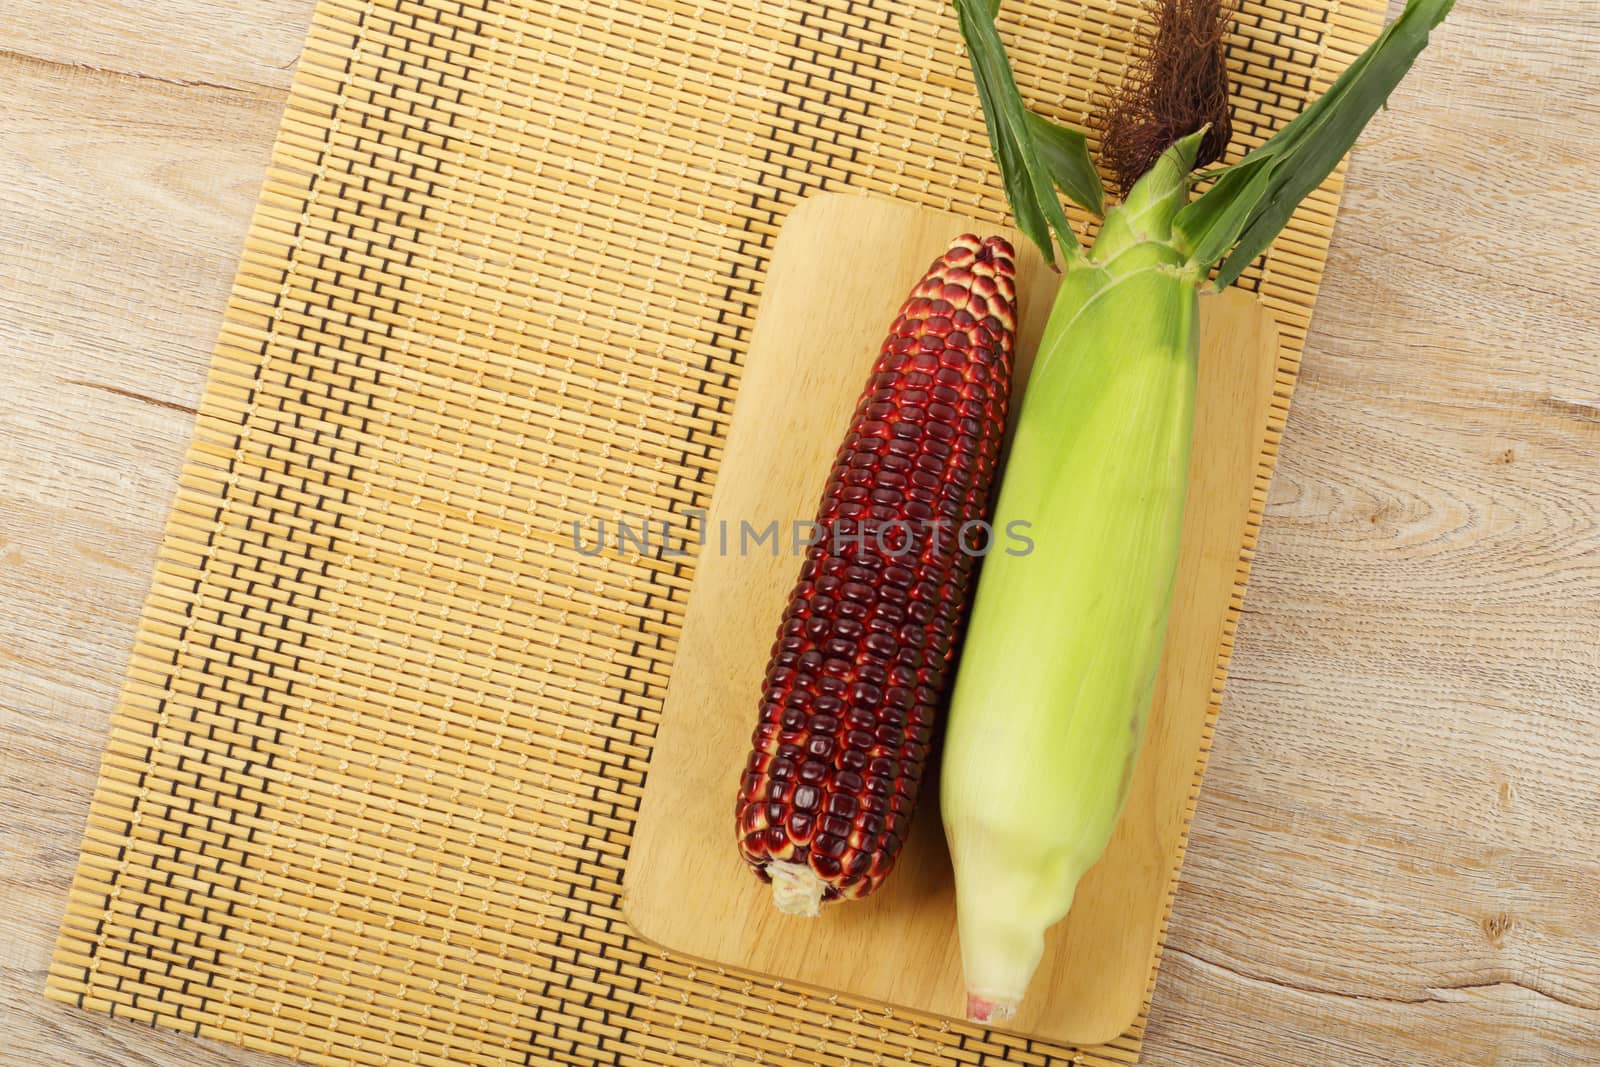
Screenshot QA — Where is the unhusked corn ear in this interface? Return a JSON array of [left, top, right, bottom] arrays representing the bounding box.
[[942, 139, 1200, 1025], [735, 235, 1018, 916]]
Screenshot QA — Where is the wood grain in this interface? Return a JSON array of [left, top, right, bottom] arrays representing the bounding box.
[[3, 0, 1599, 1064], [1, 5, 313, 1067], [625, 191, 1281, 1045], [1145, 0, 1600, 1063]]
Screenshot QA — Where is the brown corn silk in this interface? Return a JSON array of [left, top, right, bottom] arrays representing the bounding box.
[[1097, 0, 1236, 197], [736, 236, 1017, 909]]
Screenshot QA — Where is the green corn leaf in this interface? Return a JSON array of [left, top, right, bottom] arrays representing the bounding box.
[[966, 24, 1054, 265], [1171, 152, 1277, 267], [961, 11, 1042, 256], [1190, 0, 1456, 288], [1024, 110, 1105, 216], [954, 0, 1088, 265]]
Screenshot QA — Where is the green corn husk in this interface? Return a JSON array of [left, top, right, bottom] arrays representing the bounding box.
[[942, 138, 1203, 1023], [945, 0, 1455, 1022]]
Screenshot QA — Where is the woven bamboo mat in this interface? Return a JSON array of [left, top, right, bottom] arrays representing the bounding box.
[[47, 0, 1386, 1063]]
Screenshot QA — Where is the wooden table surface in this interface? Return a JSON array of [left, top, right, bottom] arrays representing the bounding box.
[[2, 1, 1596, 1064]]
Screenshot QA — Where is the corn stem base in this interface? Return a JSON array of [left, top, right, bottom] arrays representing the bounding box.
[[965, 993, 1020, 1024], [767, 861, 825, 917]]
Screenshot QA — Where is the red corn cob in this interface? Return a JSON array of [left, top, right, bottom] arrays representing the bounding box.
[[735, 234, 1018, 916]]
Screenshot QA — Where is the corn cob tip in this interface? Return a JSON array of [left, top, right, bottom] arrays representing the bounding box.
[[767, 861, 825, 918], [965, 993, 1018, 1024]]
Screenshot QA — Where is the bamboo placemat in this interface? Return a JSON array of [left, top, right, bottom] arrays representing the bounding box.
[[47, 0, 1386, 1063]]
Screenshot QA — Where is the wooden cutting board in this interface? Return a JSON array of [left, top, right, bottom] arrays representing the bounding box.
[[624, 192, 1280, 1046]]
